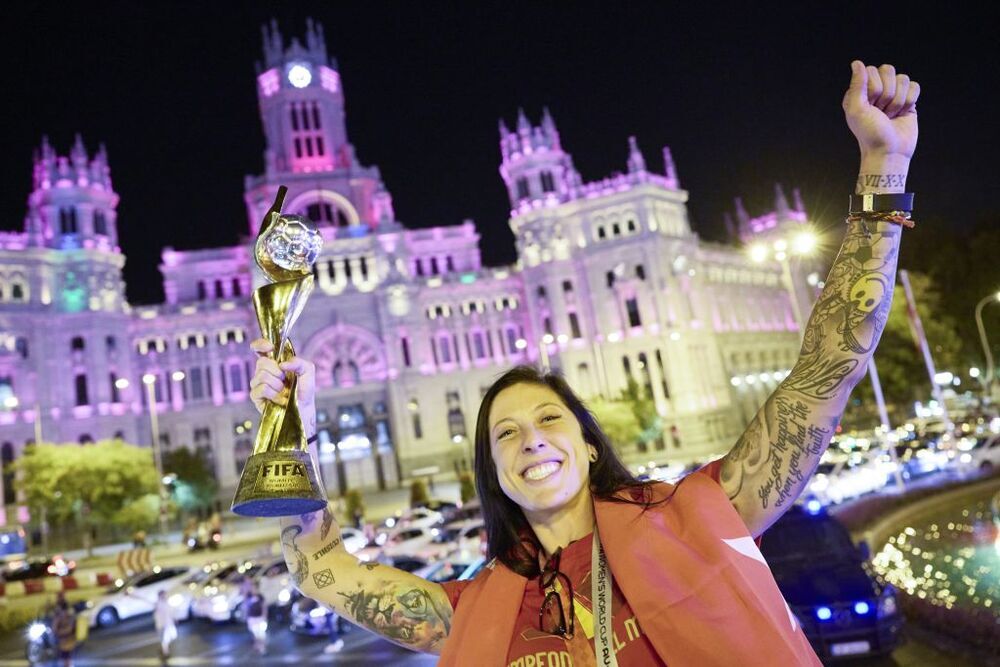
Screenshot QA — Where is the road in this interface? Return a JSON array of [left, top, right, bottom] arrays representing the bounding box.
[[0, 608, 983, 667], [0, 612, 438, 666]]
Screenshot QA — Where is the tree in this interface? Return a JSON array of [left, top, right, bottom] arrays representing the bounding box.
[[11, 440, 160, 553], [844, 272, 964, 428], [163, 446, 219, 514], [588, 378, 661, 454], [458, 472, 476, 504], [409, 479, 430, 508]]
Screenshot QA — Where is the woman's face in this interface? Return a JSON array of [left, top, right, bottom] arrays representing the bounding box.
[[488, 382, 595, 516]]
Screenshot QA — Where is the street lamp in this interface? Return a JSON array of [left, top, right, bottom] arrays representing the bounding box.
[[748, 229, 818, 336], [142, 373, 170, 539], [974, 290, 1000, 398]]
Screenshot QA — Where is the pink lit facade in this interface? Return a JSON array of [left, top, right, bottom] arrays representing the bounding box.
[[0, 21, 816, 519]]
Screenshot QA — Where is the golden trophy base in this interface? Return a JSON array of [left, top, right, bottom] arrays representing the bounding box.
[[231, 449, 326, 517]]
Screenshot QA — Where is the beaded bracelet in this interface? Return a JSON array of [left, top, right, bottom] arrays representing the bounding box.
[[846, 210, 915, 229]]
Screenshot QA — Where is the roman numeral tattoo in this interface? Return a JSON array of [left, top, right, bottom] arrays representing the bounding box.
[[855, 173, 906, 193]]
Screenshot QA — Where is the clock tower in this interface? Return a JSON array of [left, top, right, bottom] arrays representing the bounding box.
[[244, 19, 396, 239]]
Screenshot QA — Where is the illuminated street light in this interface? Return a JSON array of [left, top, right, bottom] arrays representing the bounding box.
[[792, 230, 817, 254], [514, 338, 528, 350], [749, 244, 768, 263], [142, 373, 157, 385], [171, 370, 185, 382], [114, 378, 130, 390], [541, 333, 555, 345], [556, 334, 569, 344], [969, 367, 981, 379]]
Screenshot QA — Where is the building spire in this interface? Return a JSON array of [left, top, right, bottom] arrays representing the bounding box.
[[734, 197, 750, 238], [792, 187, 805, 213], [774, 182, 790, 217], [627, 136, 646, 174], [662, 146, 677, 184], [516, 107, 531, 134]]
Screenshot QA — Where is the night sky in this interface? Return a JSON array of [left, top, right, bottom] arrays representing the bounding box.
[[5, 3, 998, 305]]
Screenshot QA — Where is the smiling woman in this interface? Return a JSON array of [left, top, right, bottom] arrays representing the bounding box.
[[255, 59, 919, 666]]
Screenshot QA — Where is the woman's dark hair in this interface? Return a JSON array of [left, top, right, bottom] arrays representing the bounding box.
[[474, 365, 677, 577]]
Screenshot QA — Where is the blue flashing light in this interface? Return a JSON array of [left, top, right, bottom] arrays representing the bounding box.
[[805, 499, 823, 515], [816, 606, 832, 621], [854, 601, 870, 615]]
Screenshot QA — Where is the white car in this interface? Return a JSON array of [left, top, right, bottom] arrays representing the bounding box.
[[381, 526, 438, 561], [957, 434, 1000, 474], [413, 520, 485, 562], [412, 550, 483, 584], [383, 507, 444, 531], [164, 561, 235, 622], [254, 558, 296, 611], [86, 566, 192, 627], [190, 560, 261, 622], [339, 526, 368, 554], [807, 452, 889, 505]]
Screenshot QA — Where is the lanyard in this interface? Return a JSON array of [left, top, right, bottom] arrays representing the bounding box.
[[591, 525, 618, 667]]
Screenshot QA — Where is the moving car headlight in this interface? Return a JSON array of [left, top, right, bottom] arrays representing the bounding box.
[[278, 589, 291, 604], [27, 623, 47, 641], [169, 594, 185, 607], [309, 607, 327, 618], [877, 591, 897, 618]]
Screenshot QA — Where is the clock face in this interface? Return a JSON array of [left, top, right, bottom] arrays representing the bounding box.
[[287, 64, 312, 88]]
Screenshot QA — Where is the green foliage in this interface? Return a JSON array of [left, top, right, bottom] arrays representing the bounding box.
[[343, 488, 365, 522], [163, 446, 218, 512], [458, 472, 476, 503], [409, 479, 430, 508], [588, 378, 661, 450], [113, 493, 163, 533], [845, 272, 965, 428], [11, 440, 159, 529]]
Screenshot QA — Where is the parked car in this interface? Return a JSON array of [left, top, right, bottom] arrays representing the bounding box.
[[956, 434, 1000, 474], [252, 558, 296, 612], [85, 566, 192, 627], [807, 452, 889, 506], [382, 507, 444, 531], [289, 593, 344, 636], [339, 526, 368, 555], [190, 560, 261, 622], [893, 436, 948, 479], [413, 520, 485, 562], [412, 550, 483, 584], [760, 505, 902, 660], [164, 561, 235, 622], [1, 555, 76, 582], [380, 526, 439, 561]]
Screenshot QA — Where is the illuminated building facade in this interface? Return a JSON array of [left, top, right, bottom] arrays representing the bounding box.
[[0, 21, 815, 520]]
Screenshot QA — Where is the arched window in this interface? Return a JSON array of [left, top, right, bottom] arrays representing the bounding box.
[[304, 201, 350, 228], [93, 210, 107, 236], [71, 336, 85, 351]]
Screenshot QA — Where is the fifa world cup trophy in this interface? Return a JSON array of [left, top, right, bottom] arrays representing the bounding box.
[[232, 186, 327, 516]]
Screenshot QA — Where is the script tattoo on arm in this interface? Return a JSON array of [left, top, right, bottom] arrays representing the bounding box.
[[338, 580, 452, 652], [720, 217, 901, 534]]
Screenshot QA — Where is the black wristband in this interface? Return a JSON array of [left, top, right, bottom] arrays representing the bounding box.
[[849, 192, 914, 214], [307, 434, 318, 445]]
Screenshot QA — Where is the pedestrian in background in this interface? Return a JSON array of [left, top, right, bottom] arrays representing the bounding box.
[[51, 593, 77, 667], [245, 583, 268, 655], [153, 590, 177, 663]]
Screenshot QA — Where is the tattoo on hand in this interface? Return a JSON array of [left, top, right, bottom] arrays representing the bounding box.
[[312, 569, 335, 589], [281, 525, 309, 586]]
